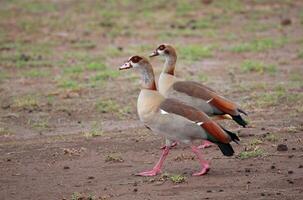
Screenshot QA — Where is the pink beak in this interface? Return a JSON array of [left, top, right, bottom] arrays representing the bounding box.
[[119, 62, 132, 70]]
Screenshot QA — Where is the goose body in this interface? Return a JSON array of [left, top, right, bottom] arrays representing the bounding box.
[[150, 44, 248, 127], [119, 55, 239, 176]]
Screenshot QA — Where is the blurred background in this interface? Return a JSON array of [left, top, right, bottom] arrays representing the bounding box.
[[1, 0, 303, 147]]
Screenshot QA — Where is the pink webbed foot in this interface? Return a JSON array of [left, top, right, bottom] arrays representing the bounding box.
[[136, 168, 161, 177], [192, 164, 210, 176], [191, 145, 210, 176], [197, 140, 213, 149], [137, 146, 170, 177]]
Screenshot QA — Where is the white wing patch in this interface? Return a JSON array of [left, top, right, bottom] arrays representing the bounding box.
[[160, 109, 169, 115], [196, 122, 204, 126], [206, 98, 213, 103]]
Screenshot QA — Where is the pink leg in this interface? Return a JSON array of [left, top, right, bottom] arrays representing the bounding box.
[[191, 145, 210, 176], [136, 146, 170, 176], [197, 140, 213, 149], [160, 141, 178, 150]]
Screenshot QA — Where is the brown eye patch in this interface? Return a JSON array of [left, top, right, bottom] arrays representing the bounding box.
[[130, 56, 142, 63], [158, 44, 165, 50]]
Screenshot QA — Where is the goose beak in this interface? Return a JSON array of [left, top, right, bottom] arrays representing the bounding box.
[[119, 62, 132, 70], [149, 51, 159, 57]]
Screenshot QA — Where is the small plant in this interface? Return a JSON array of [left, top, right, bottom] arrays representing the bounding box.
[[71, 192, 81, 200], [30, 119, 50, 131], [13, 95, 39, 109], [105, 154, 124, 163], [238, 148, 263, 159], [249, 138, 263, 146], [265, 133, 278, 142], [0, 127, 12, 136], [169, 174, 186, 184], [83, 122, 103, 138], [96, 100, 120, 113]]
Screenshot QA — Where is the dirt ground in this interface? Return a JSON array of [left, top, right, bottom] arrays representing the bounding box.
[[0, 0, 303, 199]]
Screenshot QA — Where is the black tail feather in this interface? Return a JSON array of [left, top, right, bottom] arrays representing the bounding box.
[[221, 127, 240, 144], [238, 108, 248, 116], [232, 115, 247, 127], [217, 143, 234, 156]]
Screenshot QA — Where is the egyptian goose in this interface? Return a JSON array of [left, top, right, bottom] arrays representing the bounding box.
[[119, 55, 239, 176], [150, 44, 248, 129]]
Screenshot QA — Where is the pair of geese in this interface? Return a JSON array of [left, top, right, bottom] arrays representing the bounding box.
[[119, 44, 248, 177]]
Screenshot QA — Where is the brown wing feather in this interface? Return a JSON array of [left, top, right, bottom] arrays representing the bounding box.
[[172, 81, 214, 101], [201, 121, 230, 143], [209, 96, 238, 116], [160, 98, 209, 123], [160, 98, 230, 143], [173, 81, 239, 116]]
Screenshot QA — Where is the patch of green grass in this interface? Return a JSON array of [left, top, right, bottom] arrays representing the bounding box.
[[238, 148, 263, 159], [169, 174, 186, 184], [194, 15, 230, 30], [240, 60, 277, 74], [23, 69, 49, 78], [105, 46, 124, 57], [298, 49, 303, 59], [95, 100, 120, 113], [89, 69, 119, 87], [13, 95, 39, 109], [228, 38, 287, 53], [213, 0, 243, 13], [0, 71, 8, 81], [290, 72, 303, 82], [30, 119, 49, 131], [63, 65, 83, 74], [71, 40, 96, 49], [197, 74, 208, 82], [0, 51, 53, 68], [91, 70, 119, 81], [87, 62, 106, 71], [244, 22, 274, 32], [83, 122, 103, 138], [0, 127, 12, 136], [300, 9, 303, 24], [176, 1, 195, 16], [179, 45, 214, 61], [57, 79, 81, 90], [255, 90, 303, 108], [20, 1, 58, 13], [105, 154, 124, 163], [274, 84, 286, 93], [95, 99, 131, 118], [255, 92, 280, 107]]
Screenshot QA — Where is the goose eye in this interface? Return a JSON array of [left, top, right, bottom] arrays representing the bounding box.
[[131, 56, 142, 63], [158, 45, 165, 50]]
